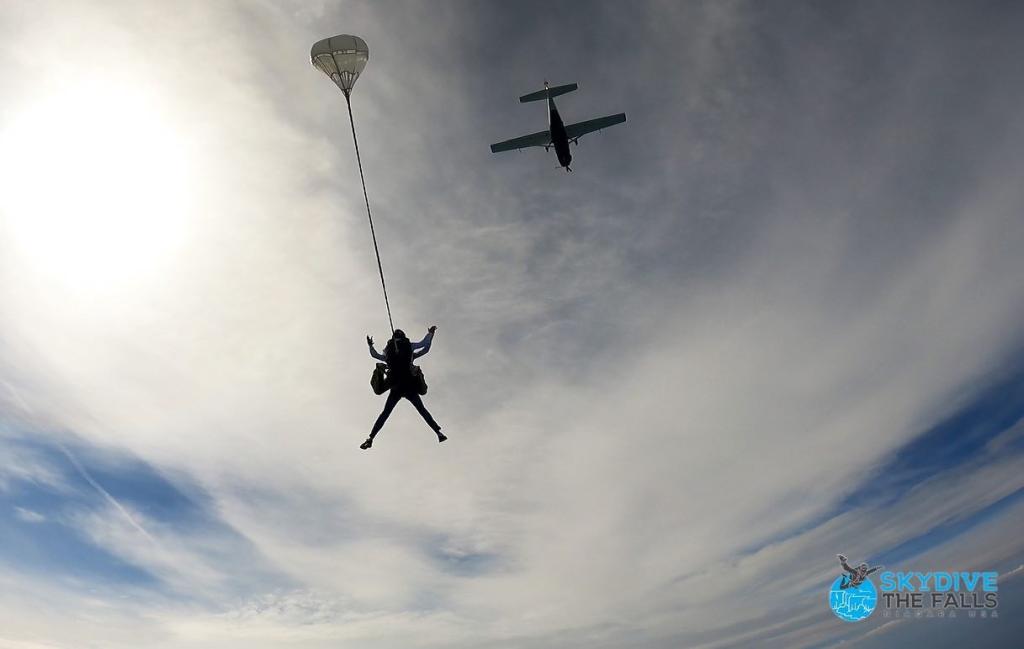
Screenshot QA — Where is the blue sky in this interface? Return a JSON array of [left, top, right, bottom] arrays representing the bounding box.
[[2, 1, 1024, 647]]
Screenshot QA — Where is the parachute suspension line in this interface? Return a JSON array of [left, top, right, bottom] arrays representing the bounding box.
[[343, 91, 394, 335]]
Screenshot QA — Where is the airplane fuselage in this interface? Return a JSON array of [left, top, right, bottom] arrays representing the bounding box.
[[547, 96, 572, 169], [490, 81, 625, 170]]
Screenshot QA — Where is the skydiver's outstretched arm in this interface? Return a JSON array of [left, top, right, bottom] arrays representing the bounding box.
[[367, 335, 386, 362], [411, 325, 436, 349], [837, 554, 856, 575], [866, 566, 883, 576], [412, 325, 437, 359]]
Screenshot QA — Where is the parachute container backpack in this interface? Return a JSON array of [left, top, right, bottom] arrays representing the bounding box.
[[311, 35, 395, 334]]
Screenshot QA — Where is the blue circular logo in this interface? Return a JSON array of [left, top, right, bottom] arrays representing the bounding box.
[[828, 576, 877, 622]]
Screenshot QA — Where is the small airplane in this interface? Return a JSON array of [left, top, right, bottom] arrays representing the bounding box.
[[490, 82, 626, 172]]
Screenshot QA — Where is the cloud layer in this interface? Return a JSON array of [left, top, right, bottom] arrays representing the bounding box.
[[2, 1, 1024, 647]]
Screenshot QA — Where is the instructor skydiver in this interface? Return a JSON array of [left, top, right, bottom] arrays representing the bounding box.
[[361, 325, 445, 450]]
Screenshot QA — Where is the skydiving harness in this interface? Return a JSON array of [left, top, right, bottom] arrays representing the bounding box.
[[370, 362, 428, 396]]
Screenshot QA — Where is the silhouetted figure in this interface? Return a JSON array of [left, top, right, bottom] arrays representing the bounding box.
[[837, 554, 882, 589], [361, 326, 445, 450]]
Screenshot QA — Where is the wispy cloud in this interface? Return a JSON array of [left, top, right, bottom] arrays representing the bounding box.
[[13, 506, 45, 523], [56, 443, 158, 545]]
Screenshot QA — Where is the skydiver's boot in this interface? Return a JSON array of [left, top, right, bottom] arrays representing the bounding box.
[[436, 430, 447, 443], [360, 436, 374, 450]]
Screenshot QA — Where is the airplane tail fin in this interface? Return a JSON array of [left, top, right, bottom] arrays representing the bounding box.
[[520, 83, 578, 103]]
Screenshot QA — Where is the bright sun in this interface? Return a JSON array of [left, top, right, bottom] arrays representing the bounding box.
[[1, 81, 192, 292]]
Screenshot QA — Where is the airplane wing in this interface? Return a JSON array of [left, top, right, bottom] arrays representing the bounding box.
[[564, 113, 626, 141], [490, 129, 551, 153]]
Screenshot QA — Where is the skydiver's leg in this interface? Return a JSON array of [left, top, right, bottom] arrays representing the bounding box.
[[372, 390, 403, 435], [404, 392, 445, 441], [363, 389, 402, 449]]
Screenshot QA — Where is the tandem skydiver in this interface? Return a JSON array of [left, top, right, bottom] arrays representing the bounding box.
[[361, 326, 445, 450]]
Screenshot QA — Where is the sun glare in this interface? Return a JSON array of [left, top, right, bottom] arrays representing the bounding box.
[[0, 82, 192, 292]]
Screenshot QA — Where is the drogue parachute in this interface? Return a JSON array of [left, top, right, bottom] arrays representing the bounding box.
[[311, 34, 369, 98], [310, 34, 394, 333]]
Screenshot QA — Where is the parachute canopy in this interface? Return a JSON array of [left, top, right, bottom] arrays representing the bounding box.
[[311, 34, 369, 96]]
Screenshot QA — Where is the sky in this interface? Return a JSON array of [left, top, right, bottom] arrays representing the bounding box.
[[1, 1, 1024, 647]]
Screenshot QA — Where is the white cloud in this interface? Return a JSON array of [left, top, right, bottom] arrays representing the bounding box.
[[1002, 564, 1024, 580], [12, 506, 45, 523], [0, 440, 65, 493]]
